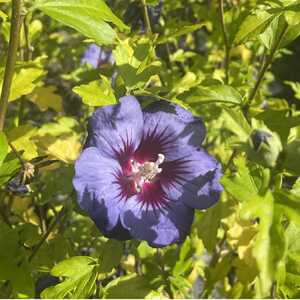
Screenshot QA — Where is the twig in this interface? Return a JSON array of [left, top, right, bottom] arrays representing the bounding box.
[[156, 249, 174, 298], [8, 141, 25, 169], [23, 15, 32, 61], [223, 149, 237, 173], [247, 24, 288, 107], [0, 0, 23, 131], [141, 0, 152, 36], [218, 0, 230, 84], [200, 233, 227, 298], [28, 207, 66, 262]]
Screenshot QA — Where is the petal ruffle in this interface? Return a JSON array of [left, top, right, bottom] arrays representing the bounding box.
[[161, 145, 223, 210], [73, 147, 131, 239], [134, 101, 205, 162], [144, 101, 206, 145], [86, 96, 144, 164], [120, 197, 194, 247]]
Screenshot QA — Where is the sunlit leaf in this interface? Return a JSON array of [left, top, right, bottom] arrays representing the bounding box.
[[41, 256, 98, 299], [33, 0, 128, 45], [98, 239, 123, 273], [0, 67, 45, 102], [73, 76, 117, 107], [103, 274, 153, 299], [29, 86, 63, 112], [0, 132, 8, 166], [185, 85, 243, 105]]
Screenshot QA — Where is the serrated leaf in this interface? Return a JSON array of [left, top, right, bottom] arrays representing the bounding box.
[[197, 201, 231, 252], [7, 125, 38, 160], [0, 221, 34, 298], [285, 81, 300, 99], [221, 156, 260, 203], [41, 256, 98, 299], [0, 157, 20, 186], [99, 239, 123, 273], [73, 77, 117, 107], [185, 85, 243, 105], [274, 190, 300, 225], [234, 11, 275, 44], [34, 117, 81, 163], [0, 132, 8, 166], [259, 15, 285, 49], [103, 274, 152, 299], [240, 191, 286, 298], [33, 0, 128, 45], [256, 109, 300, 142], [0, 67, 45, 102], [29, 86, 63, 112], [157, 23, 207, 44], [222, 107, 252, 142]]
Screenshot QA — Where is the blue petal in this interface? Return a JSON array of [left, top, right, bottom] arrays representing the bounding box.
[[120, 197, 194, 247], [81, 44, 101, 68], [73, 147, 131, 239], [143, 100, 206, 147], [162, 145, 223, 210], [86, 96, 144, 160]]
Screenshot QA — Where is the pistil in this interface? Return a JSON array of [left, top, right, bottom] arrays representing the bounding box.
[[130, 154, 165, 192]]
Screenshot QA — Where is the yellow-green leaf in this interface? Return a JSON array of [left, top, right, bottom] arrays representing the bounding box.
[[73, 76, 117, 107], [29, 86, 63, 112]]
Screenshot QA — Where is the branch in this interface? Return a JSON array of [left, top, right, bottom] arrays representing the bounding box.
[[28, 207, 66, 262], [218, 0, 230, 84], [0, 0, 23, 131], [247, 24, 288, 106], [141, 0, 152, 36]]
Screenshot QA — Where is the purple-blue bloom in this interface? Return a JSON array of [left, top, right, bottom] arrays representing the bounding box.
[[81, 44, 114, 68], [73, 96, 222, 247]]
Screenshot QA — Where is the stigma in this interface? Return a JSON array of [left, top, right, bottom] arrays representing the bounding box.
[[130, 154, 165, 193]]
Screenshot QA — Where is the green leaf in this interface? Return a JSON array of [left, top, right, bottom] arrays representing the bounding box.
[[113, 38, 161, 89], [41, 256, 98, 299], [99, 239, 123, 273], [283, 139, 300, 175], [222, 107, 252, 142], [29, 85, 63, 112], [0, 157, 20, 186], [240, 192, 273, 297], [285, 80, 300, 100], [255, 109, 300, 142], [7, 124, 38, 160], [172, 238, 193, 277], [221, 156, 260, 203], [33, 0, 128, 45], [197, 201, 231, 252], [103, 274, 152, 299], [274, 189, 300, 225], [0, 221, 34, 298], [279, 22, 300, 47], [157, 23, 207, 44], [0, 67, 45, 102], [170, 72, 204, 97], [240, 191, 286, 298], [234, 10, 275, 44], [205, 253, 234, 294], [259, 15, 285, 49], [35, 118, 81, 164], [0, 132, 8, 166], [283, 3, 300, 25], [185, 85, 243, 105], [73, 76, 117, 107]]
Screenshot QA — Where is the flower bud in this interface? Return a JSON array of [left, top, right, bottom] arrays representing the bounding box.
[[247, 129, 282, 168], [283, 139, 300, 175]]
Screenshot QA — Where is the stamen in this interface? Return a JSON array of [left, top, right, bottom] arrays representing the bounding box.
[[130, 153, 165, 193]]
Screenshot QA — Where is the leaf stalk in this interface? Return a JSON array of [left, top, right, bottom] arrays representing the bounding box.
[[0, 0, 23, 131]]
